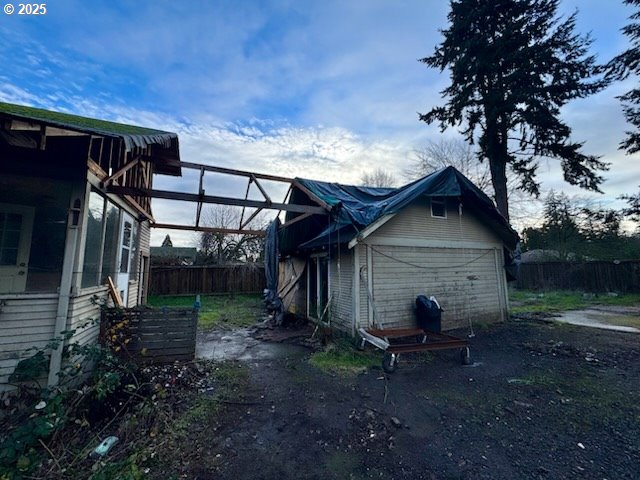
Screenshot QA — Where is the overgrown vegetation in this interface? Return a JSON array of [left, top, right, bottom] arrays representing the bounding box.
[[0, 294, 250, 480], [510, 289, 640, 314], [0, 321, 139, 479], [147, 293, 262, 329]]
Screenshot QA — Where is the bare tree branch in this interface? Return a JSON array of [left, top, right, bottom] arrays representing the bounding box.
[[360, 168, 397, 188]]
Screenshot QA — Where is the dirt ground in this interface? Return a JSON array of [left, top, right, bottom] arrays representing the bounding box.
[[146, 314, 640, 480]]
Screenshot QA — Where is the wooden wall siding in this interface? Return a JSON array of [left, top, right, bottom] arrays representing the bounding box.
[[0, 294, 58, 391], [149, 265, 265, 296], [139, 221, 151, 256], [328, 248, 353, 331], [66, 286, 109, 348], [127, 280, 139, 307], [357, 245, 371, 328], [101, 307, 198, 363], [363, 245, 505, 331], [516, 261, 640, 292], [374, 201, 502, 247]]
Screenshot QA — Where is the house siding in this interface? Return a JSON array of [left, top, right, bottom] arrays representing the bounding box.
[[139, 221, 151, 256], [365, 245, 504, 330], [352, 199, 508, 332], [128, 280, 139, 307], [357, 245, 371, 328], [67, 286, 109, 348], [0, 293, 58, 391], [373, 200, 502, 247], [328, 247, 353, 332]]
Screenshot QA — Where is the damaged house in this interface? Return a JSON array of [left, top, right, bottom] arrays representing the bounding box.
[[277, 167, 519, 335], [0, 102, 181, 390]]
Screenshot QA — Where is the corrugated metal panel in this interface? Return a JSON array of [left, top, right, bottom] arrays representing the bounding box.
[[368, 245, 505, 330], [374, 201, 501, 245], [0, 294, 58, 391], [328, 247, 353, 331]]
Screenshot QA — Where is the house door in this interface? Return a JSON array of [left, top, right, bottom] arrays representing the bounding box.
[[116, 212, 134, 306], [0, 204, 34, 293]]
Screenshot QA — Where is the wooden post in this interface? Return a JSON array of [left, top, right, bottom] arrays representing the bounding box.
[[48, 183, 84, 386]]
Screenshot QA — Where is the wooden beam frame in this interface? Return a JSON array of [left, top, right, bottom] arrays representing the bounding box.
[[106, 186, 327, 215], [251, 174, 272, 204], [280, 211, 314, 229], [102, 157, 142, 186], [178, 161, 329, 211], [153, 223, 267, 236], [179, 160, 294, 184], [240, 207, 263, 229], [100, 160, 336, 234], [291, 179, 332, 211]]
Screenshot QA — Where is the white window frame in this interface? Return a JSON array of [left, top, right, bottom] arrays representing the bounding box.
[[430, 197, 447, 218]]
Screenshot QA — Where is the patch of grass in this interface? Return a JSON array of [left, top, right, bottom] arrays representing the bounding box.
[[309, 339, 380, 374], [210, 361, 249, 387], [147, 294, 263, 329], [509, 289, 640, 314]]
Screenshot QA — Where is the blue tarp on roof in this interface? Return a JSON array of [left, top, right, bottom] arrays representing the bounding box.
[[280, 166, 519, 252]]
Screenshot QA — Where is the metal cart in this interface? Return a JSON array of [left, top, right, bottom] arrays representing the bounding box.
[[358, 326, 471, 373]]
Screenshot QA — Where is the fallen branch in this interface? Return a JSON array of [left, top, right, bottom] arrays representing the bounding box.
[[39, 438, 63, 473]]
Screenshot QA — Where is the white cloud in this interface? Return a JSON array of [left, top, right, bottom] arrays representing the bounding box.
[[1, 0, 639, 242]]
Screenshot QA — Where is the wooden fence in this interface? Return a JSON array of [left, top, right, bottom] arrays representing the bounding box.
[[149, 264, 266, 296], [516, 260, 640, 292], [101, 307, 198, 363]]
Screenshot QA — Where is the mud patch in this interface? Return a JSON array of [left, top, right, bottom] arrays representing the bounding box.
[[196, 327, 308, 361]]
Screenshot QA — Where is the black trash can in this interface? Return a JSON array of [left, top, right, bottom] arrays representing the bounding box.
[[415, 295, 442, 332]]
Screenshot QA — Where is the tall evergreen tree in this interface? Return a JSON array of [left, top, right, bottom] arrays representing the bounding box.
[[608, 1, 640, 229], [420, 0, 608, 221], [607, 0, 640, 154]]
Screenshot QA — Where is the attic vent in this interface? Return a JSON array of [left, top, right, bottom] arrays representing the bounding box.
[[431, 197, 446, 218]]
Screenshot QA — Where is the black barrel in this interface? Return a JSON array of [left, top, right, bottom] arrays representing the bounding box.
[[415, 295, 442, 332]]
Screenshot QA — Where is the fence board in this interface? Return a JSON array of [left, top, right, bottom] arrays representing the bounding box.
[[516, 260, 640, 292], [101, 307, 198, 364], [149, 264, 266, 295]]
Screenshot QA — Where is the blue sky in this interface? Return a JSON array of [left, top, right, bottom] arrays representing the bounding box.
[[1, 0, 638, 245]]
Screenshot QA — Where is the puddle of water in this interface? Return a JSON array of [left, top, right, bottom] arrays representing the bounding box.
[[555, 309, 640, 333], [196, 328, 306, 361]]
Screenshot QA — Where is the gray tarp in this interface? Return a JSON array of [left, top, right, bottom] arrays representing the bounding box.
[[264, 217, 280, 291], [263, 218, 284, 323]]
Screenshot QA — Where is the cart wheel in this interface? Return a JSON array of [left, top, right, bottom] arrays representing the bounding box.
[[382, 352, 398, 373], [460, 347, 472, 366]]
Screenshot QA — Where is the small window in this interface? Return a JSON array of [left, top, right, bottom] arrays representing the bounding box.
[[431, 198, 447, 218]]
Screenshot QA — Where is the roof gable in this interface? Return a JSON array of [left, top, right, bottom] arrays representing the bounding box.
[[281, 166, 519, 252]]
